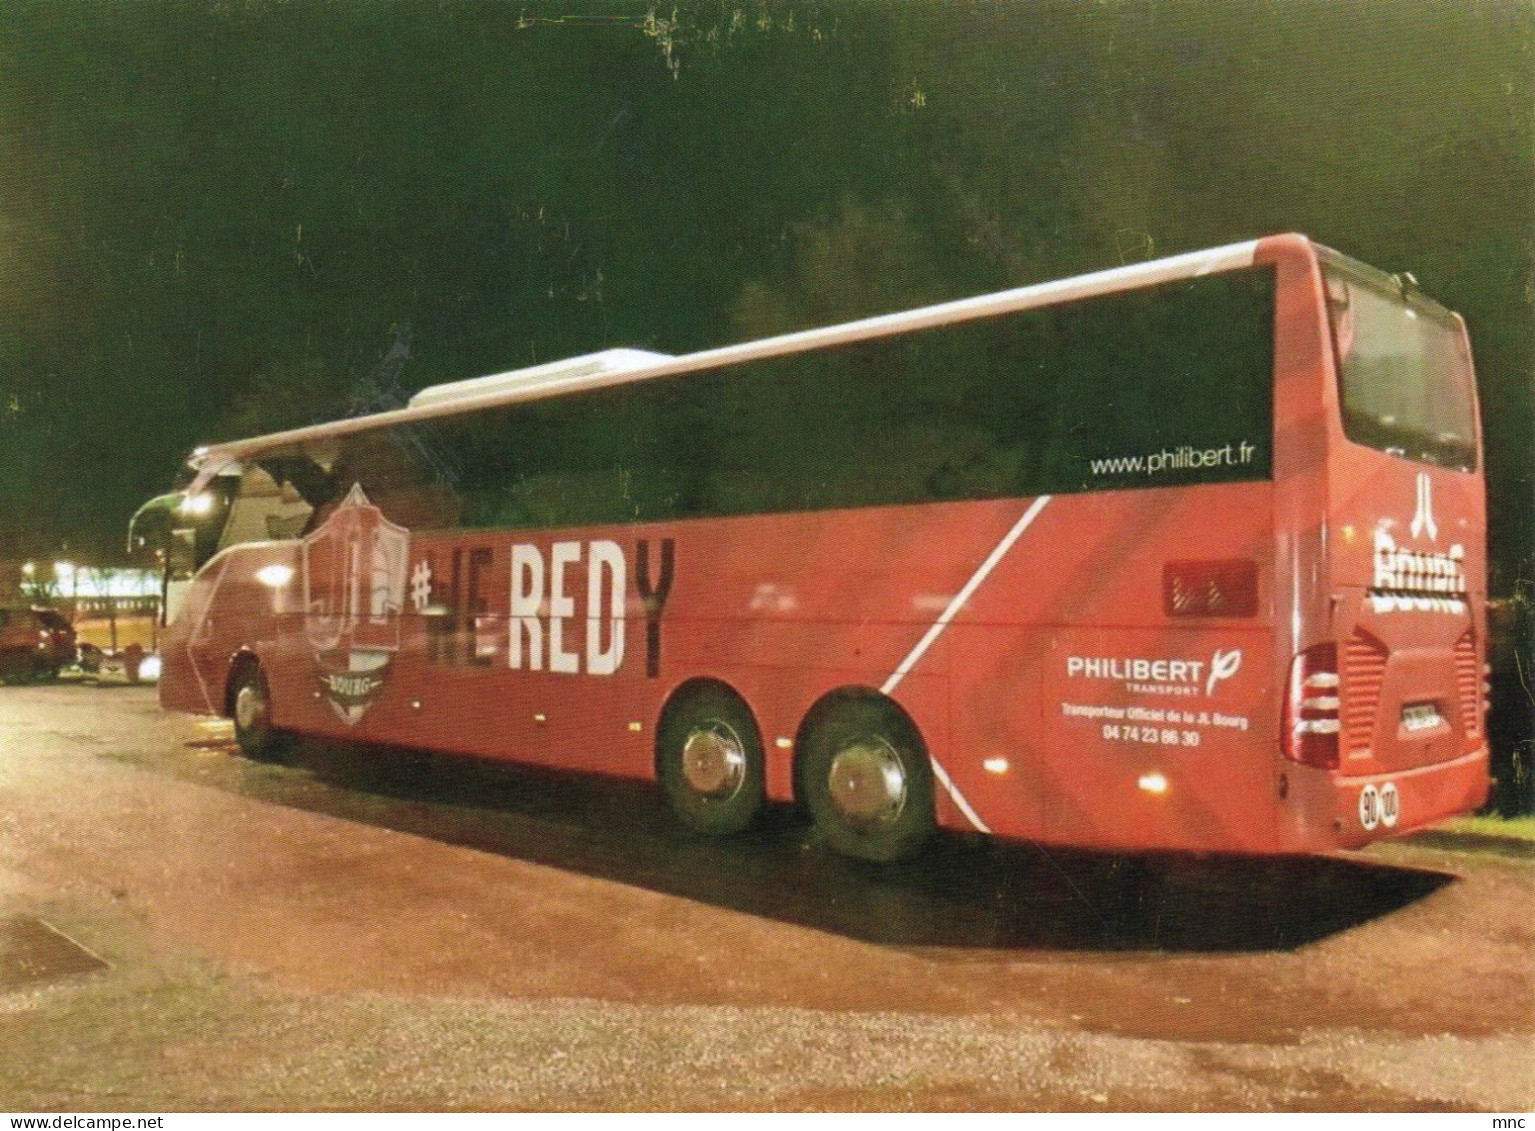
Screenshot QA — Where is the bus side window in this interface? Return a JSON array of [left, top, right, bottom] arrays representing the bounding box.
[[325, 425, 463, 532], [166, 528, 198, 579]]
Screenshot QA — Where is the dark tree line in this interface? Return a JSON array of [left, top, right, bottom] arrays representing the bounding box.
[[1, 0, 1529, 588]]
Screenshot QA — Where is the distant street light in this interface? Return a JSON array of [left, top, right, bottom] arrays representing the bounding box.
[[54, 562, 77, 606]]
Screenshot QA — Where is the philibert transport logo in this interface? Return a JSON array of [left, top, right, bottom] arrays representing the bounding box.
[[302, 484, 410, 725], [1065, 648, 1243, 698]]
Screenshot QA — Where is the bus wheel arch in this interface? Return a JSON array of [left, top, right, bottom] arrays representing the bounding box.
[[226, 651, 290, 763], [794, 687, 936, 863], [655, 678, 766, 835]]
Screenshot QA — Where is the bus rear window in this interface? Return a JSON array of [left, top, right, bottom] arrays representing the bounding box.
[[1325, 268, 1477, 471]]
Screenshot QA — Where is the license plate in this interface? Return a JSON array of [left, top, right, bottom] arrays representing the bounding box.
[[1401, 702, 1444, 732]]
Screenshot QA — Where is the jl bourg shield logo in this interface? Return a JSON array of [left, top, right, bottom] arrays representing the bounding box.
[[302, 484, 410, 725]]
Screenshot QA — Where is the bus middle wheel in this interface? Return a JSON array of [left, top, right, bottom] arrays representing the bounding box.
[[800, 697, 936, 863], [657, 684, 765, 835]]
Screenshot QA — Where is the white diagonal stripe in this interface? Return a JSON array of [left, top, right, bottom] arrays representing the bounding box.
[[881, 495, 1052, 833]]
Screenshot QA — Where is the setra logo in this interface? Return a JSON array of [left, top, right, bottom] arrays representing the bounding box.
[[302, 484, 410, 725], [1410, 470, 1438, 541]]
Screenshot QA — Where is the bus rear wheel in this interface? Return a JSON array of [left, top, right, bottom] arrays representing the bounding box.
[[800, 697, 935, 863], [657, 685, 765, 835], [230, 662, 290, 763]]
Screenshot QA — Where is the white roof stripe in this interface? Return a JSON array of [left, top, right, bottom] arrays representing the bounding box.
[[188, 237, 1262, 491], [407, 348, 676, 410]]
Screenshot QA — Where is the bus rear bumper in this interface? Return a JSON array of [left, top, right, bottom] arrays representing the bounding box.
[[1285, 748, 1491, 852]]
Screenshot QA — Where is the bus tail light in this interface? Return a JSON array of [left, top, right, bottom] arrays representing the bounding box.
[[1164, 559, 1258, 618], [1284, 643, 1340, 770]]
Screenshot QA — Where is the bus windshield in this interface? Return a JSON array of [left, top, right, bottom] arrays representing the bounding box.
[[1325, 265, 1477, 472]]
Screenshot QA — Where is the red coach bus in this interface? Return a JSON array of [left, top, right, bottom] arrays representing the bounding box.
[[152, 234, 1489, 861]]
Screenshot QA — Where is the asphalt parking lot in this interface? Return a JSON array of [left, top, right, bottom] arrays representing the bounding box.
[[0, 683, 1530, 1111]]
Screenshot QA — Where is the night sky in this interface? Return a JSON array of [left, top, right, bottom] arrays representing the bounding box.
[[1, 1, 1530, 585]]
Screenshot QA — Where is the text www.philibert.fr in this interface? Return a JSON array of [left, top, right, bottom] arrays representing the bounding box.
[[1090, 440, 1257, 477]]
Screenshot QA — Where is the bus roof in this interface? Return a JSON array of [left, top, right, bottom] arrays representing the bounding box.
[[186, 236, 1273, 492], [407, 348, 676, 411]]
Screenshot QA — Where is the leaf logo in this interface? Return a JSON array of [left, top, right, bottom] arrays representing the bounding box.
[[1206, 648, 1242, 696]]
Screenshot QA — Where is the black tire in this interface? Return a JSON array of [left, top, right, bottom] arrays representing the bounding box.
[[800, 697, 935, 862], [230, 662, 290, 762], [657, 685, 766, 835]]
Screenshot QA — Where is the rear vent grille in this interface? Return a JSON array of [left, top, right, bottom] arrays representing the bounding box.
[[1454, 630, 1480, 737], [1163, 559, 1259, 618], [1342, 630, 1388, 753]]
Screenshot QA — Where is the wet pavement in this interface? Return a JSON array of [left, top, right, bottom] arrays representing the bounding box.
[[0, 683, 1530, 1110]]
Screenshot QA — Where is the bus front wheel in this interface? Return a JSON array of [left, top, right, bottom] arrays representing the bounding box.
[[230, 662, 290, 763], [657, 684, 766, 836], [800, 697, 935, 863]]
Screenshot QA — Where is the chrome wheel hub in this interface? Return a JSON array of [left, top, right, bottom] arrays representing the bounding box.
[[681, 722, 746, 799], [827, 738, 907, 827], [234, 682, 267, 734]]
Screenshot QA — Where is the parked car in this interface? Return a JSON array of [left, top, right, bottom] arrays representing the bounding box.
[[76, 641, 160, 684], [0, 607, 77, 684]]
